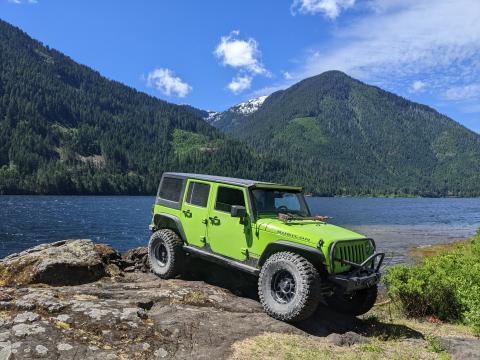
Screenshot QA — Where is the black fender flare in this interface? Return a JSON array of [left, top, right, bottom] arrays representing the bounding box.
[[152, 213, 188, 244], [258, 240, 326, 270]]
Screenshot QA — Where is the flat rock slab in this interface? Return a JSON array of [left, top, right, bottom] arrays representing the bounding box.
[[441, 336, 480, 360], [0, 272, 305, 359]]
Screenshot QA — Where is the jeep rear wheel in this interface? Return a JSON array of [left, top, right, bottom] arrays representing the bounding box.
[[258, 252, 321, 322], [326, 285, 378, 316], [148, 229, 184, 279]]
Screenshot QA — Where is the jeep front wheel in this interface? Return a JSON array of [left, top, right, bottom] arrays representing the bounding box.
[[258, 252, 321, 322], [326, 285, 378, 316], [148, 229, 184, 279]]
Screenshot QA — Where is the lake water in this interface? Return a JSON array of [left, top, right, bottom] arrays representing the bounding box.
[[0, 196, 479, 265]]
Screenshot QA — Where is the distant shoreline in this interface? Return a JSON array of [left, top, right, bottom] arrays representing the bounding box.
[[1, 193, 480, 199]]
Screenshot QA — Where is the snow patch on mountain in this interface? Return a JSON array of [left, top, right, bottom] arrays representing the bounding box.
[[232, 96, 268, 115], [202, 96, 268, 131], [205, 111, 220, 123]]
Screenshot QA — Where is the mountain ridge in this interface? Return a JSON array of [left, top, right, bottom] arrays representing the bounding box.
[[202, 95, 268, 133], [226, 70, 480, 196], [0, 18, 285, 195], [1, 18, 479, 196]]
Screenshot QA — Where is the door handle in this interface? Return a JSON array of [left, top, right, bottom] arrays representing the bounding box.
[[183, 209, 192, 218], [209, 216, 220, 225]]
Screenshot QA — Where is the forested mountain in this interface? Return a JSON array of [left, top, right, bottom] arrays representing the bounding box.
[[1, 18, 479, 196], [0, 19, 285, 194], [226, 71, 480, 196]]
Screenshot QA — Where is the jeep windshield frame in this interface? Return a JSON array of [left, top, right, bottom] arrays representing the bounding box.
[[251, 188, 311, 219]]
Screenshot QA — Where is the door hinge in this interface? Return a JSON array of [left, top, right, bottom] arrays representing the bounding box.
[[241, 248, 249, 257], [202, 218, 208, 225], [200, 236, 207, 244]]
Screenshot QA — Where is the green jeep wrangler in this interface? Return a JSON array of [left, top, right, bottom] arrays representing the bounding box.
[[148, 173, 384, 322]]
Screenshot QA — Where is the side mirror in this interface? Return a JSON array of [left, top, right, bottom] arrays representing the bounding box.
[[230, 205, 246, 218]]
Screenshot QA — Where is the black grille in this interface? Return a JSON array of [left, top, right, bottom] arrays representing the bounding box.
[[335, 242, 367, 268]]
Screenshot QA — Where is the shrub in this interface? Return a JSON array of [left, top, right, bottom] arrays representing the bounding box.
[[384, 229, 480, 333]]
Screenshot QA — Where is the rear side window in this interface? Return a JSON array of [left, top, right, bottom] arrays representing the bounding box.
[[215, 187, 245, 212], [159, 177, 183, 202], [185, 182, 210, 207]]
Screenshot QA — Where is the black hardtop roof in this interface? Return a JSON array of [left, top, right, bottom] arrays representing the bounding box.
[[162, 172, 301, 189]]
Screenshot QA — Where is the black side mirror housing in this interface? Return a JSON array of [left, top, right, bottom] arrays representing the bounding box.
[[230, 205, 246, 218]]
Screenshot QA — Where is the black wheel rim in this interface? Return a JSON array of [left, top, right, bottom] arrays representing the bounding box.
[[271, 270, 296, 304], [155, 242, 169, 267]]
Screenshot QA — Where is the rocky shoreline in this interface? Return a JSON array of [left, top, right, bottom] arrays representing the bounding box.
[[1, 240, 479, 359]]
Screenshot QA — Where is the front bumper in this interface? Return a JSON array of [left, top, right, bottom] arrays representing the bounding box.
[[329, 270, 381, 292], [328, 238, 385, 292]]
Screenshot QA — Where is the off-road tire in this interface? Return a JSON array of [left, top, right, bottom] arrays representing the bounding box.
[[148, 229, 184, 279], [326, 285, 378, 316], [258, 251, 321, 322]]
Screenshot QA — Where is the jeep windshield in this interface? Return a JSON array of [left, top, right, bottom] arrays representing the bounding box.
[[252, 188, 310, 218]]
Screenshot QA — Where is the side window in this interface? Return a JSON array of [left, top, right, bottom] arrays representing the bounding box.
[[215, 187, 245, 213], [185, 182, 210, 207], [159, 177, 183, 202]]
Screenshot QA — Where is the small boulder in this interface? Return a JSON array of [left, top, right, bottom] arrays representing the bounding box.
[[0, 240, 119, 286], [122, 247, 149, 272], [326, 331, 369, 346]]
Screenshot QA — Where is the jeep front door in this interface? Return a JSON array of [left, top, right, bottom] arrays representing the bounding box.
[[181, 180, 210, 247], [207, 185, 250, 261]]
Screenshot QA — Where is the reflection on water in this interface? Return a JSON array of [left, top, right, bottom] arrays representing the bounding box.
[[0, 196, 479, 263]]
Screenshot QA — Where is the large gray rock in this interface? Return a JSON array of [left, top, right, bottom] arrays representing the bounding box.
[[0, 271, 303, 359], [0, 240, 118, 286]]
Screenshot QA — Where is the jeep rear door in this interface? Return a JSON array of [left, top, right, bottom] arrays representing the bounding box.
[[206, 185, 250, 261], [181, 180, 211, 247]]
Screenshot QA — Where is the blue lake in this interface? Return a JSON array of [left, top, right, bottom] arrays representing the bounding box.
[[0, 196, 479, 265]]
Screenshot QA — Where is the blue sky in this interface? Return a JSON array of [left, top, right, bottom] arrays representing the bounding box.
[[1, 0, 479, 132]]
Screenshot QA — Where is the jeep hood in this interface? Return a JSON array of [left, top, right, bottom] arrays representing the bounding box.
[[256, 218, 366, 246]]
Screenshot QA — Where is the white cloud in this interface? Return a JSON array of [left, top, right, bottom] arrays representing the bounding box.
[[282, 71, 293, 80], [291, 0, 356, 19], [228, 75, 252, 94], [146, 68, 192, 98], [445, 84, 480, 101], [8, 0, 38, 3], [215, 31, 269, 94], [256, 0, 480, 103], [214, 31, 267, 75], [411, 80, 426, 92]]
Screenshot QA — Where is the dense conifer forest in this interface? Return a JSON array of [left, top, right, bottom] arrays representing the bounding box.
[[0, 19, 285, 195], [227, 72, 480, 196], [1, 19, 479, 196]]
